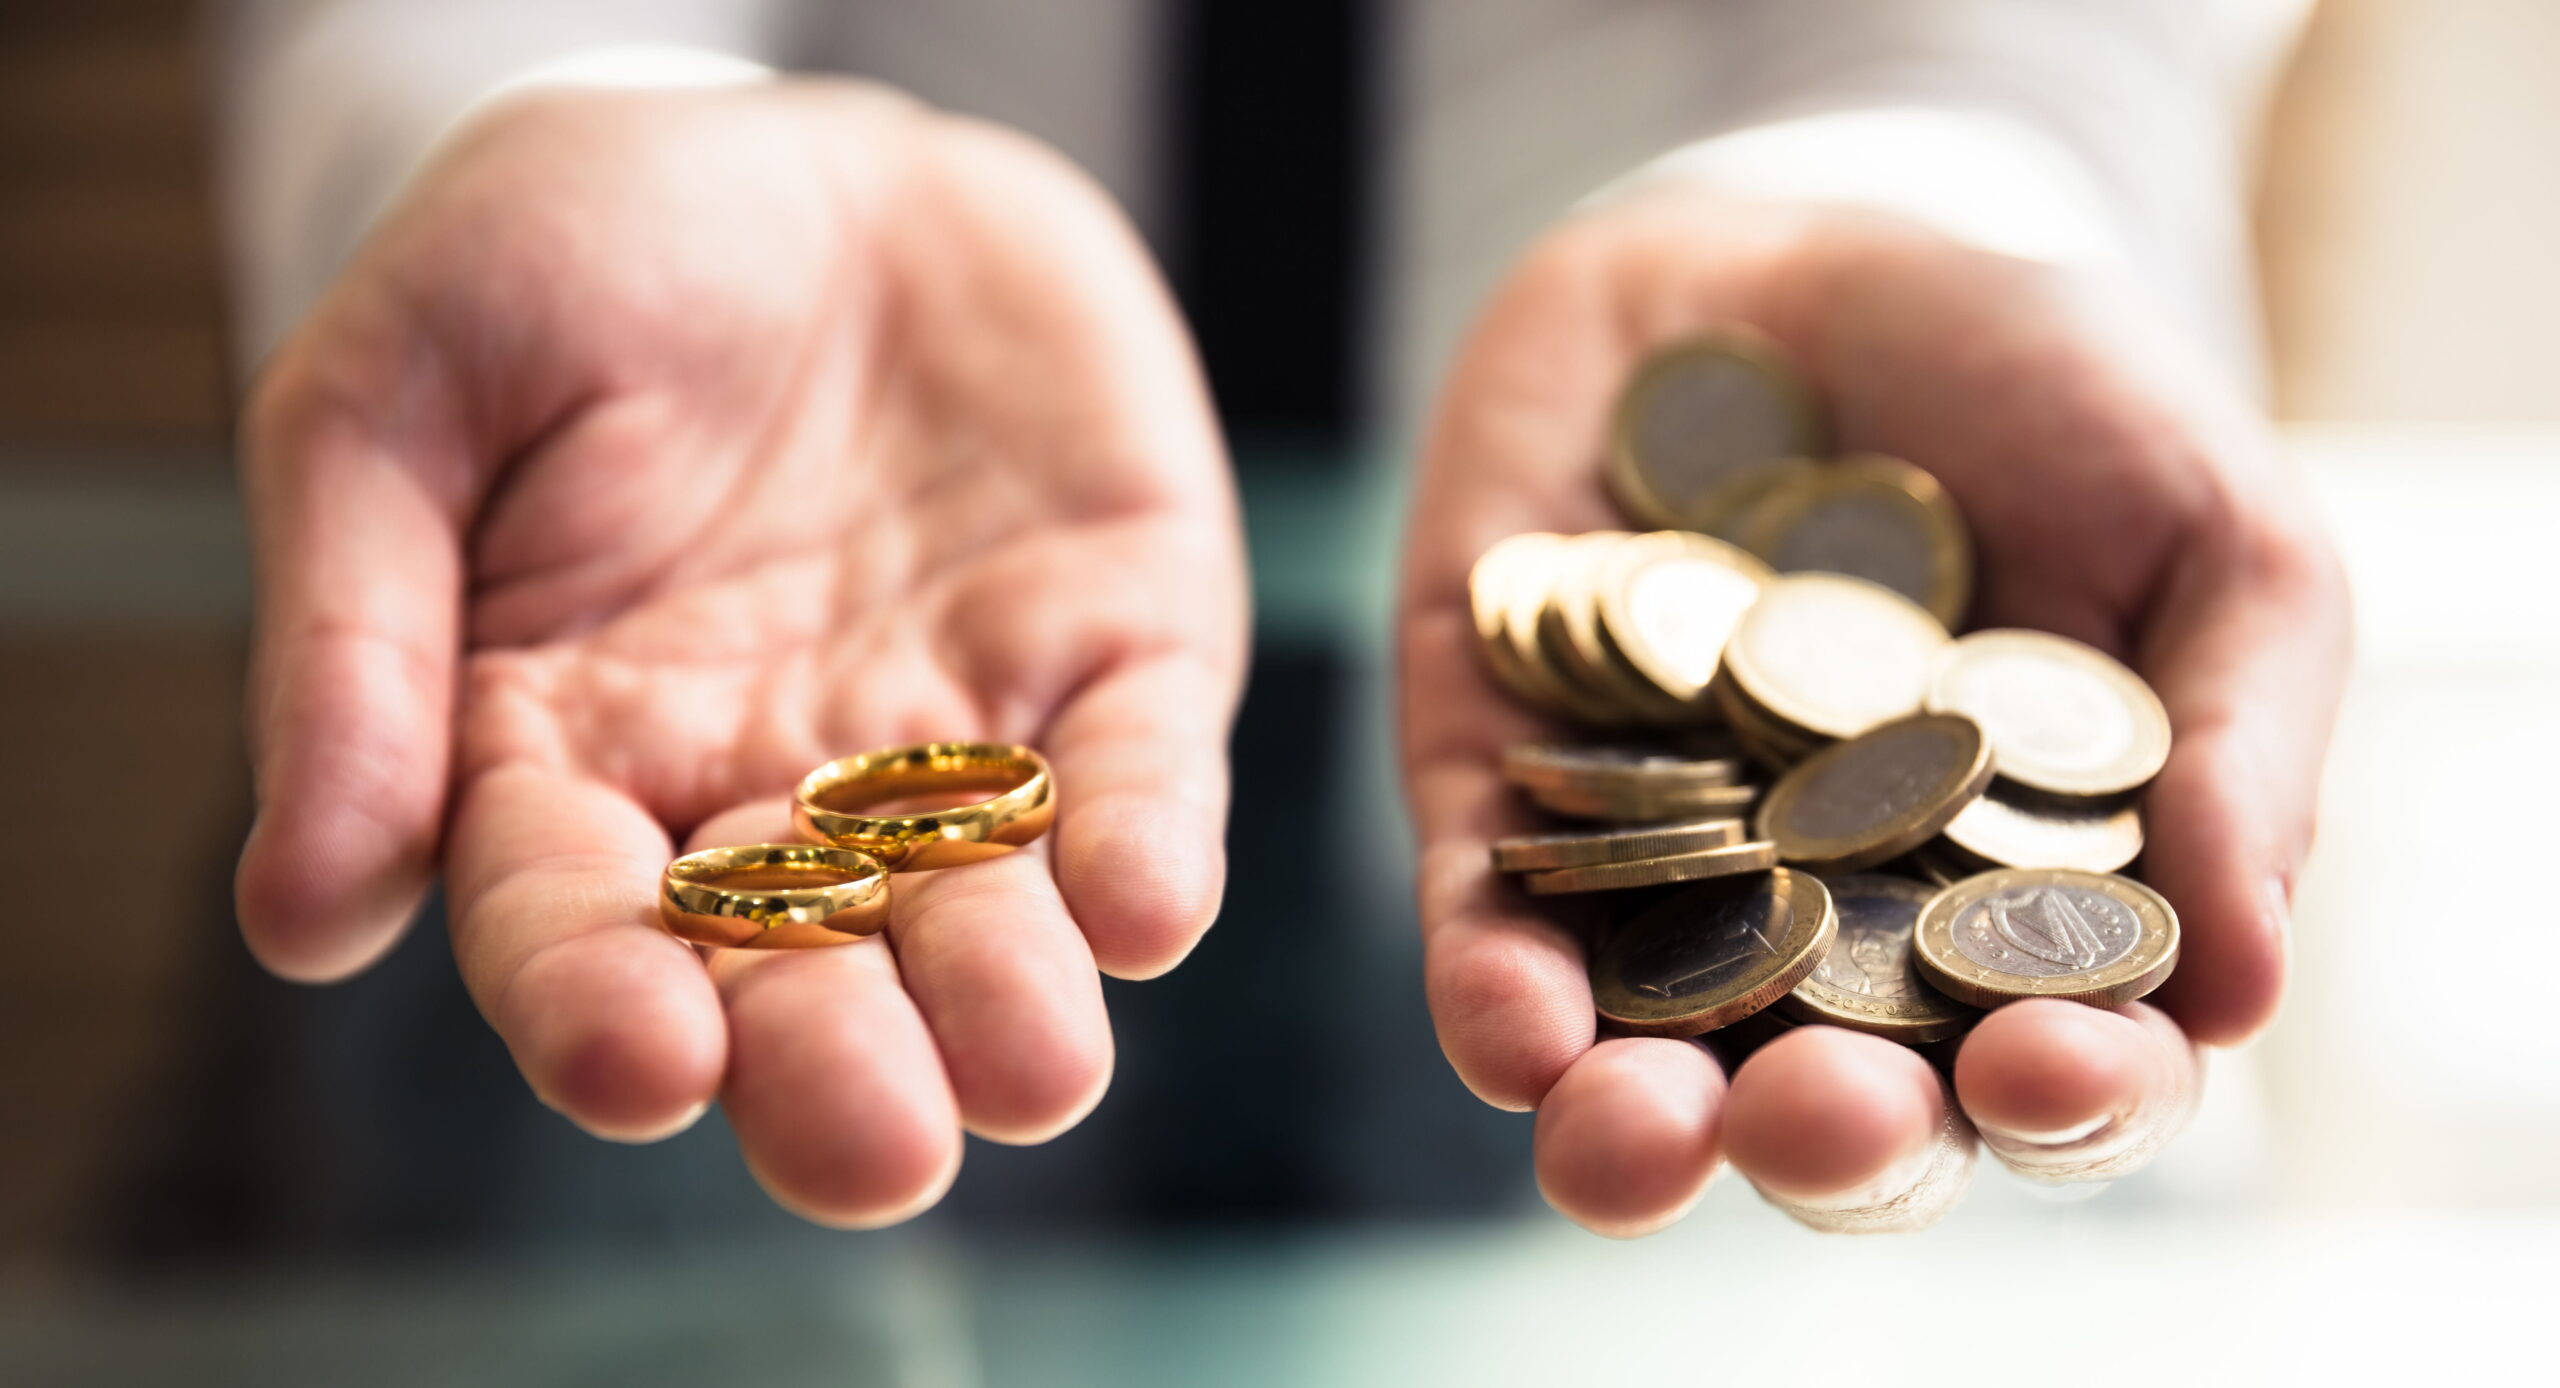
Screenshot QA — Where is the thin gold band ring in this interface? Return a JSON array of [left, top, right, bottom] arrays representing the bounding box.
[[659, 843, 890, 949], [792, 742, 1055, 871]]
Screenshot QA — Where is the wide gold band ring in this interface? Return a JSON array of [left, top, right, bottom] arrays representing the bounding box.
[[659, 843, 890, 949], [792, 742, 1055, 871]]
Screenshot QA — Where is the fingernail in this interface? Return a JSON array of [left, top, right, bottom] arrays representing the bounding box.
[[591, 1099, 713, 1145], [1978, 1112, 2113, 1148], [1762, 1102, 1976, 1234]]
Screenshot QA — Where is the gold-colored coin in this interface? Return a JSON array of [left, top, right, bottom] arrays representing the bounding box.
[[1590, 868, 1835, 1036], [1736, 454, 1973, 629], [1722, 572, 1950, 740], [1606, 331, 1825, 535], [1491, 818, 1746, 872], [1755, 713, 1993, 873], [1779, 873, 1976, 1043], [1529, 779, 1758, 822], [1469, 533, 1574, 711], [1501, 742, 1746, 794], [1593, 530, 1773, 708], [1912, 868, 2179, 1009], [1926, 629, 2171, 800], [1708, 667, 1830, 771], [1495, 535, 1629, 725], [1522, 839, 1778, 895], [1937, 787, 2143, 874], [1540, 533, 1692, 722]]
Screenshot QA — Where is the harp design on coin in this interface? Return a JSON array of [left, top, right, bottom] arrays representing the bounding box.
[[1988, 887, 2107, 970], [1636, 919, 1779, 998]]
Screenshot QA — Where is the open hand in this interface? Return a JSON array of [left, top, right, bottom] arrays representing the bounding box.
[[235, 83, 1246, 1226], [1398, 193, 2348, 1233]]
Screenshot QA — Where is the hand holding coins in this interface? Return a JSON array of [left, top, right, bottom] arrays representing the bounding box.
[[1473, 330, 2183, 1057], [659, 742, 1055, 949]]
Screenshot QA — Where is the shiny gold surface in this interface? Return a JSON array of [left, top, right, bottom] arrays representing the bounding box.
[[1591, 869, 1836, 1036], [793, 742, 1055, 870], [1912, 868, 2179, 1008], [1490, 817, 1747, 872], [1755, 713, 1993, 872], [1926, 629, 2171, 801], [1722, 572, 1949, 741], [1521, 839, 1779, 895], [659, 843, 890, 949], [1735, 453, 1973, 629]]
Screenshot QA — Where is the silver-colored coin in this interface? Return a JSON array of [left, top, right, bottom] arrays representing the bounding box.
[[1912, 868, 2178, 1009], [1591, 869, 1835, 1036], [1722, 573, 1949, 741], [1927, 629, 2170, 801], [1755, 713, 1991, 872], [1781, 874, 1974, 1042], [1950, 883, 2140, 976], [1607, 335, 1822, 533]]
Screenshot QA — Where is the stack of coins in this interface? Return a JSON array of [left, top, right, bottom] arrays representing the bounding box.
[[1476, 331, 2181, 1050]]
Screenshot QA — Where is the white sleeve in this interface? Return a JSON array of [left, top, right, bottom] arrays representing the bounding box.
[[1587, 0, 2314, 380], [215, 0, 796, 365]]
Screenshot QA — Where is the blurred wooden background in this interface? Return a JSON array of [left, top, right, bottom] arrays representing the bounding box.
[[0, 1, 228, 448]]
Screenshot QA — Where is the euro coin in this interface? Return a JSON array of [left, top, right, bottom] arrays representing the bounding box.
[[1469, 533, 1575, 711], [1541, 533, 1695, 721], [1492, 817, 1748, 872], [1529, 779, 1759, 822], [1722, 572, 1950, 740], [1502, 742, 1747, 794], [1606, 331, 1824, 535], [1522, 839, 1779, 895], [1926, 629, 2170, 801], [1590, 868, 1836, 1036], [1779, 873, 1976, 1043], [1708, 667, 1830, 770], [1495, 536, 1629, 725], [1592, 530, 1772, 707], [1755, 713, 1993, 873], [1911, 868, 2179, 1009], [1937, 786, 2143, 874], [1736, 453, 1973, 629]]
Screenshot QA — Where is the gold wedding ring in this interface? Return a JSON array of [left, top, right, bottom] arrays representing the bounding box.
[[659, 843, 890, 949], [793, 742, 1055, 870]]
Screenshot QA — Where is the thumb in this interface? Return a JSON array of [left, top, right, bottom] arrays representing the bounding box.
[[233, 282, 476, 981]]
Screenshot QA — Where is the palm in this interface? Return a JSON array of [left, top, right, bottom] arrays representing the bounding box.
[[1400, 193, 2347, 1233], [237, 84, 1244, 1225]]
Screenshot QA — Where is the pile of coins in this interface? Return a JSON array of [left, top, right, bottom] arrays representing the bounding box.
[[657, 741, 1055, 949], [1473, 331, 2180, 1049]]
